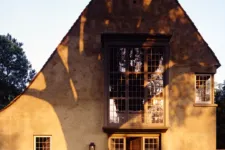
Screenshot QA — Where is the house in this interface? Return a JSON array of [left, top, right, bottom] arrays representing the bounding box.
[[0, 0, 221, 149]]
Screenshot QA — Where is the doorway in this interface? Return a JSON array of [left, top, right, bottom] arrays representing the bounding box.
[[126, 137, 142, 150], [109, 135, 159, 150]]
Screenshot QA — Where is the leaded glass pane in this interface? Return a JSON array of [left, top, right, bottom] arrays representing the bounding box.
[[108, 47, 164, 125]]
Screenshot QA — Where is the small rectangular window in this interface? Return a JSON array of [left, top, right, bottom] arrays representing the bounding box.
[[144, 137, 159, 150], [34, 136, 51, 150], [110, 137, 125, 150], [195, 74, 212, 103]]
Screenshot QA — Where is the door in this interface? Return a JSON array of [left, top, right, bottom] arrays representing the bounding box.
[[127, 137, 142, 150], [109, 135, 159, 150]]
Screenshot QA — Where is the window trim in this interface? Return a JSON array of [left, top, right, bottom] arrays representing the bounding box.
[[194, 74, 214, 104], [102, 34, 171, 130], [143, 136, 160, 150], [109, 136, 126, 150], [33, 135, 52, 150]]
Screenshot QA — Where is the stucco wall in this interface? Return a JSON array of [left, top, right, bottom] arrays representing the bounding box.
[[162, 66, 216, 150], [0, 0, 219, 150], [0, 46, 107, 150]]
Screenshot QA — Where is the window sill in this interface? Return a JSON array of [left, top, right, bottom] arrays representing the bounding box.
[[102, 126, 169, 133], [193, 103, 218, 107]]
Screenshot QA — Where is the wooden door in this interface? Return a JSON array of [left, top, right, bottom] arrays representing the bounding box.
[[127, 137, 142, 150]]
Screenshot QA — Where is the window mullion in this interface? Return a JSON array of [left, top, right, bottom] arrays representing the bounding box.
[[123, 137, 126, 150], [144, 48, 148, 124], [211, 75, 214, 103], [125, 47, 130, 123], [125, 71, 129, 122]]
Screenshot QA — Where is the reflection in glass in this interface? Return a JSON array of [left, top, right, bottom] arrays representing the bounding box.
[[109, 47, 164, 124], [196, 75, 211, 103]]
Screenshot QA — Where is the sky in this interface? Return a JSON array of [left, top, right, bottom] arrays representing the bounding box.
[[0, 0, 225, 83]]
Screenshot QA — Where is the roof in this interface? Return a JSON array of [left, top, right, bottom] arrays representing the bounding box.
[[0, 0, 221, 112]]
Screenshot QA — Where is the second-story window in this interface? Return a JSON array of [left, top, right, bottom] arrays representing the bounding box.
[[195, 74, 212, 103], [108, 46, 165, 125]]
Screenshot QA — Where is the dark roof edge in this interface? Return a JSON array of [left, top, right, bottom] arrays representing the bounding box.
[[0, 0, 221, 113], [101, 33, 172, 40], [175, 0, 221, 68]]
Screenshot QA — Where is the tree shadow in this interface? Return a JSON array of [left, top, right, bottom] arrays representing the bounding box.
[[1, 0, 220, 149]]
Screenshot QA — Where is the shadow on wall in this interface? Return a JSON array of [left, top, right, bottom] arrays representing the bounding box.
[[4, 0, 218, 149]]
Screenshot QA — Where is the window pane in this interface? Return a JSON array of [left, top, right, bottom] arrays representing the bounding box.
[[128, 99, 144, 111], [109, 48, 127, 72], [109, 47, 144, 73], [128, 98, 144, 123], [128, 48, 144, 72], [145, 99, 164, 124], [147, 47, 164, 73], [109, 99, 126, 124], [109, 73, 125, 98], [147, 74, 163, 98], [128, 74, 144, 98]]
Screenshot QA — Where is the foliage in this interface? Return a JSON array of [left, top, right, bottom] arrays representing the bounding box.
[[215, 81, 225, 148], [0, 34, 36, 108]]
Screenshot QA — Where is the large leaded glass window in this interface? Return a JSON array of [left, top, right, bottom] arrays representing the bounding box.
[[108, 47, 164, 125]]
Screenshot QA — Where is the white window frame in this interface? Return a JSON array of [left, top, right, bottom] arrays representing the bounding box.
[[143, 136, 159, 150], [109, 137, 126, 150], [195, 74, 214, 104], [34, 135, 52, 150]]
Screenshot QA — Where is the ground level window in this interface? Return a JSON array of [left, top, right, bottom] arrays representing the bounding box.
[[111, 137, 125, 150], [34, 136, 51, 150], [144, 137, 159, 150], [109, 135, 159, 150]]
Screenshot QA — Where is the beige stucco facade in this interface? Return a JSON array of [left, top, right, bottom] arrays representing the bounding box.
[[0, 0, 220, 150]]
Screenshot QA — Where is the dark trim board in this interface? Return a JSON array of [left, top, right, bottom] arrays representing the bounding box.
[[102, 127, 169, 134]]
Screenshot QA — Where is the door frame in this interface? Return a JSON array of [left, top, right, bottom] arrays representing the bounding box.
[[108, 134, 160, 150]]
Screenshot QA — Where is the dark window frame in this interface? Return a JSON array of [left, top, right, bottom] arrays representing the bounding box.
[[102, 34, 171, 129]]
